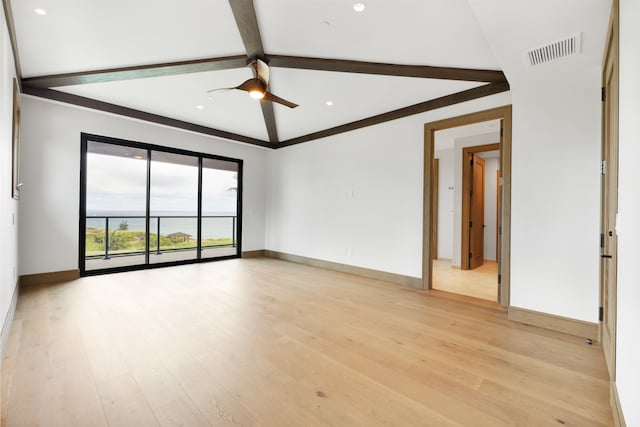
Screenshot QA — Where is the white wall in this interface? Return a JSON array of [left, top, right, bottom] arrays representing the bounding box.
[[615, 0, 640, 423], [481, 155, 499, 261], [435, 148, 454, 260], [265, 92, 511, 278], [18, 97, 267, 275], [452, 132, 500, 266], [468, 0, 610, 323], [0, 5, 19, 344], [508, 79, 601, 322]]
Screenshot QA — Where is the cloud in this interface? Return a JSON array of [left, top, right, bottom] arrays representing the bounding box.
[[87, 153, 238, 215]]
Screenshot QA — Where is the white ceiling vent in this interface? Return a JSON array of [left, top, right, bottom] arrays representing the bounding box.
[[524, 33, 582, 67]]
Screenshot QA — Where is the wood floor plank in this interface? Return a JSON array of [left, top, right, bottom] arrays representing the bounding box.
[[96, 373, 160, 427], [271, 325, 486, 426], [1, 318, 22, 425], [166, 360, 262, 427], [5, 347, 55, 426], [275, 313, 571, 426], [48, 357, 108, 427], [478, 379, 612, 427], [1, 258, 613, 426], [198, 350, 330, 426]]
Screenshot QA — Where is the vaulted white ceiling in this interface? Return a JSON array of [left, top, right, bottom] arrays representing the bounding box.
[[10, 0, 611, 147], [14, 0, 499, 76], [13, 0, 246, 76], [11, 0, 502, 145]]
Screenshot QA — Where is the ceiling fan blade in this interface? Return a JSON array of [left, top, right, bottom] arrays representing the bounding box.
[[235, 78, 262, 92], [263, 91, 299, 109], [256, 59, 270, 85], [206, 87, 234, 95]]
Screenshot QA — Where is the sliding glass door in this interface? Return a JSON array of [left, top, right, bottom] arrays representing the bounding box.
[[80, 134, 242, 275], [149, 151, 199, 264], [201, 158, 239, 259], [84, 142, 149, 271]]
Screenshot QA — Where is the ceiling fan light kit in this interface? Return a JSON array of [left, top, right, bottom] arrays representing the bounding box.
[[249, 89, 265, 99], [207, 58, 299, 108]]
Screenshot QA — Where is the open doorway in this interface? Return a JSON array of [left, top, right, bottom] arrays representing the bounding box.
[[432, 124, 500, 300], [423, 106, 512, 305], [461, 143, 500, 272]]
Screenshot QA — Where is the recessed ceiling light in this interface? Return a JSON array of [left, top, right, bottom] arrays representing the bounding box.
[[326, 101, 334, 106], [196, 105, 204, 109], [34, 8, 47, 15], [133, 155, 144, 160], [353, 3, 365, 12]]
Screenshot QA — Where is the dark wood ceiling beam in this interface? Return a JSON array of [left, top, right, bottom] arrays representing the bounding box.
[[260, 101, 279, 143], [265, 55, 507, 83], [21, 86, 272, 148], [21, 55, 249, 89], [277, 81, 510, 148], [228, 0, 279, 143], [21, 54, 508, 91], [228, 0, 264, 58]]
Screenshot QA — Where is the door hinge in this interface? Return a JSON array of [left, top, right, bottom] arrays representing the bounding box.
[[601, 160, 607, 175], [599, 306, 604, 322], [498, 274, 502, 285], [469, 221, 473, 228], [470, 158, 474, 166], [600, 233, 605, 248], [469, 252, 472, 259], [601, 87, 606, 102]]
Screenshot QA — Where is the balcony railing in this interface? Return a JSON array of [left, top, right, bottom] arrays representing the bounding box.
[[85, 215, 237, 259]]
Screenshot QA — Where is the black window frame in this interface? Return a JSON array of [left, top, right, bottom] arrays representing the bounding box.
[[79, 132, 243, 276]]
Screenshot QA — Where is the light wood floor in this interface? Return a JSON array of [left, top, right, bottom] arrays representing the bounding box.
[[433, 259, 498, 301], [1, 258, 612, 426]]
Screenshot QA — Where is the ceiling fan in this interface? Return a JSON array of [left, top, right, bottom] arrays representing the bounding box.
[[207, 58, 299, 109]]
